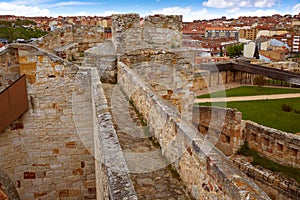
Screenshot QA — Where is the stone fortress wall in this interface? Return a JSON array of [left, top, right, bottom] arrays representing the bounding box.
[[31, 25, 106, 62], [192, 106, 300, 199], [0, 12, 299, 200], [109, 13, 270, 199], [0, 44, 97, 199]]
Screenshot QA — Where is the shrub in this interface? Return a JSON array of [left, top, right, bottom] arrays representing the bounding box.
[[295, 109, 300, 114], [281, 104, 293, 112]]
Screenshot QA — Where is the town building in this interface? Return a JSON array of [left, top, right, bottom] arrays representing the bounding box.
[[205, 27, 239, 40]]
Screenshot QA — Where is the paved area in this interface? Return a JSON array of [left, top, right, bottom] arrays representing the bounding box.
[[195, 93, 300, 103], [102, 83, 190, 200]]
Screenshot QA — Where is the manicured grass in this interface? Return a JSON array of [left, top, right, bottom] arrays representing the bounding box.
[[198, 98, 300, 133], [197, 86, 300, 99], [237, 142, 300, 185]]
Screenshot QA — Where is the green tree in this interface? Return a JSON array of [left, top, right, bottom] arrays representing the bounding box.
[[226, 44, 244, 57]]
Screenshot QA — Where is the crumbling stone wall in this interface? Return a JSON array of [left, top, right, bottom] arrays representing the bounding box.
[[192, 106, 243, 156], [0, 46, 20, 92], [143, 15, 182, 48], [90, 68, 137, 199], [117, 61, 270, 200], [0, 168, 20, 200], [0, 44, 96, 199], [34, 25, 105, 54], [233, 156, 300, 200], [243, 120, 300, 168], [111, 13, 182, 54], [119, 48, 194, 121], [84, 40, 117, 83]]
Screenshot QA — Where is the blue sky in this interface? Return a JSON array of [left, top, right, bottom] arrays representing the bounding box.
[[0, 0, 299, 21]]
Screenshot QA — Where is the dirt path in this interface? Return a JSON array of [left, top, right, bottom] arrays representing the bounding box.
[[195, 93, 300, 103]]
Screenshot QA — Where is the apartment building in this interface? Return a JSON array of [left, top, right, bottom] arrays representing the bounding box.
[[205, 27, 239, 40]]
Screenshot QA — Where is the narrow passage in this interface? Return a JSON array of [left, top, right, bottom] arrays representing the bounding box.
[[102, 83, 190, 200]]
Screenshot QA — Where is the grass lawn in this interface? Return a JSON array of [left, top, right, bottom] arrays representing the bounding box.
[[197, 86, 300, 99], [199, 98, 300, 133]]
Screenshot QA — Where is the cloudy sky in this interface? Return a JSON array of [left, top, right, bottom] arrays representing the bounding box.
[[0, 0, 299, 21]]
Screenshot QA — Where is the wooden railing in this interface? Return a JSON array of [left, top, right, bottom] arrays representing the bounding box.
[[0, 75, 28, 132]]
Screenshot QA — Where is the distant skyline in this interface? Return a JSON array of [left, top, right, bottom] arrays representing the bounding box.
[[0, 0, 299, 22]]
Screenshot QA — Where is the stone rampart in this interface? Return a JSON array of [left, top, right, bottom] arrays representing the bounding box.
[[84, 40, 117, 84], [143, 14, 182, 48], [0, 44, 96, 199], [0, 167, 20, 200], [90, 67, 137, 199], [33, 25, 105, 54], [232, 156, 300, 200], [0, 46, 20, 92], [192, 105, 300, 168], [111, 13, 182, 54], [192, 106, 243, 156], [119, 48, 194, 122], [117, 61, 270, 200], [243, 120, 300, 168]]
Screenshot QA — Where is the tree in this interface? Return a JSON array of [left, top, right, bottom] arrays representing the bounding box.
[[254, 44, 260, 59], [226, 44, 244, 57]]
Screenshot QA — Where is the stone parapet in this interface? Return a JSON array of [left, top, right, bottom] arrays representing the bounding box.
[[84, 40, 117, 84], [192, 106, 243, 156], [111, 13, 183, 54], [0, 44, 95, 199], [0, 168, 20, 200], [117, 61, 271, 200], [232, 155, 300, 199], [143, 14, 182, 48], [90, 68, 137, 199], [243, 120, 300, 168]]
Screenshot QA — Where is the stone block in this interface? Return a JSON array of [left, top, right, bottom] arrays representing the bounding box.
[[24, 171, 36, 179]]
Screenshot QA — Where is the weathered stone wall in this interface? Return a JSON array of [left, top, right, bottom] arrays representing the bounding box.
[[117, 61, 270, 200], [232, 155, 300, 200], [0, 44, 96, 199], [90, 68, 137, 200], [243, 120, 300, 168], [53, 43, 79, 62], [0, 168, 20, 200], [33, 25, 105, 53], [111, 13, 183, 54], [192, 106, 243, 156], [0, 46, 20, 92], [119, 48, 194, 121], [84, 40, 117, 84], [143, 15, 182, 48], [111, 13, 142, 54]]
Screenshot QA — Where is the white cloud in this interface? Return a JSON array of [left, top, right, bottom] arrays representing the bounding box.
[[202, 0, 234, 8], [292, 4, 300, 14], [227, 9, 280, 18], [238, 1, 251, 7], [145, 6, 219, 22], [203, 0, 279, 9], [0, 2, 50, 16], [51, 1, 97, 8], [254, 0, 277, 8]]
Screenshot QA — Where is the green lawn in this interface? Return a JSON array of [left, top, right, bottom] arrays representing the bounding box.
[[199, 98, 300, 133], [197, 86, 300, 99]]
